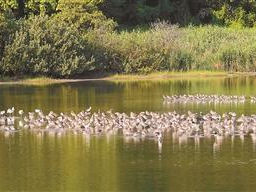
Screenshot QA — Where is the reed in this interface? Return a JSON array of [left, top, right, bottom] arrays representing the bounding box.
[[88, 23, 256, 74]]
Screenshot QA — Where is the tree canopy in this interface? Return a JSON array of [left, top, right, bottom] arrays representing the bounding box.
[[1, 0, 256, 27]]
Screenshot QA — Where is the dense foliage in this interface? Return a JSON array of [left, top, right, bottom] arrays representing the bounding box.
[[0, 0, 256, 77], [99, 0, 256, 27], [1, 15, 96, 77], [89, 23, 256, 73], [209, 0, 256, 27], [1, 0, 256, 26]]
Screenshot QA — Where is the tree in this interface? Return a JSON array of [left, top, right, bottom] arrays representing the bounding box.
[[55, 0, 116, 31], [0, 11, 18, 62], [0, 0, 59, 18], [209, 0, 256, 27]]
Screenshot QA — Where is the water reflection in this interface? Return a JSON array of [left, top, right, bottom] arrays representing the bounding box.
[[213, 135, 223, 154], [178, 134, 188, 146], [2, 77, 256, 115], [2, 77, 256, 190], [158, 140, 162, 154], [0, 130, 256, 191], [194, 136, 200, 151], [251, 134, 256, 152]]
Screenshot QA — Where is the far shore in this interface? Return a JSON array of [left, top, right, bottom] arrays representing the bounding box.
[[1, 71, 256, 85]]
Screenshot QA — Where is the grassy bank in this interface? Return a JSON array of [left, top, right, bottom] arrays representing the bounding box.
[[109, 71, 228, 81], [2, 71, 256, 85], [1, 15, 256, 77]]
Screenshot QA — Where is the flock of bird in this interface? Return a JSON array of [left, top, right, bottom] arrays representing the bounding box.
[[1, 105, 256, 144], [163, 94, 256, 104], [1, 94, 256, 146]]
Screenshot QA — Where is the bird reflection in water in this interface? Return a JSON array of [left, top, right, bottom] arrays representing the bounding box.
[[251, 134, 256, 152], [213, 135, 223, 155]]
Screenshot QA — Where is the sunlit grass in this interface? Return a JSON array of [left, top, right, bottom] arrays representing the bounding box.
[[1, 71, 256, 85], [0, 76, 62, 85], [108, 71, 227, 81], [20, 77, 59, 85]]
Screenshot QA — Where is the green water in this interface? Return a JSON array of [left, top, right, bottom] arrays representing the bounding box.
[[1, 77, 256, 191]]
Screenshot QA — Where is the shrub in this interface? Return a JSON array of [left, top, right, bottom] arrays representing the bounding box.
[[0, 10, 18, 61], [2, 17, 256, 78], [2, 14, 95, 77], [55, 0, 116, 33], [210, 1, 256, 27], [87, 21, 182, 74], [169, 51, 193, 71]]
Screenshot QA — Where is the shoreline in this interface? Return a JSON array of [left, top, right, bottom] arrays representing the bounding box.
[[1, 71, 256, 85]]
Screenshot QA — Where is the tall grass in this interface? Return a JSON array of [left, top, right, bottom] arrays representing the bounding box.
[[180, 26, 256, 71], [88, 23, 256, 74]]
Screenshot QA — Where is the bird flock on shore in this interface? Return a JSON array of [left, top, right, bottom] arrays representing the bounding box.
[[163, 94, 256, 104]]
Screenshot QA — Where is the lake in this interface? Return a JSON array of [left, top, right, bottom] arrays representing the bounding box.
[[1, 76, 256, 191]]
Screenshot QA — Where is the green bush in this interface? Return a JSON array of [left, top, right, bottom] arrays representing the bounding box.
[[0, 10, 18, 61], [169, 51, 193, 71], [2, 17, 256, 78], [56, 0, 116, 33], [88, 21, 182, 74], [210, 1, 256, 27], [2, 15, 95, 77]]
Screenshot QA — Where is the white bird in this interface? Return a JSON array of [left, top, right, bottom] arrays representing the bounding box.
[[19, 110, 24, 115], [86, 106, 92, 112], [7, 107, 14, 114]]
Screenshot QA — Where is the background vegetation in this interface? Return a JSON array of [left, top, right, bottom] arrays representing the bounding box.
[[1, 0, 256, 77]]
